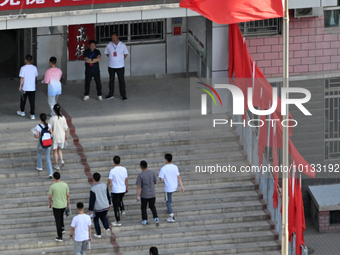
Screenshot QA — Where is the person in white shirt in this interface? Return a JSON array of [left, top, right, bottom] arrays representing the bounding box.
[[70, 202, 92, 255], [104, 32, 129, 101], [107, 156, 128, 226], [17, 54, 38, 120], [159, 153, 185, 223]]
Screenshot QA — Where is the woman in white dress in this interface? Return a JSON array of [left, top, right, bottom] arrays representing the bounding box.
[[49, 104, 68, 170]]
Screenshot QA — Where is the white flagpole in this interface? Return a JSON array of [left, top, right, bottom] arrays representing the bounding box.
[[282, 0, 289, 253]]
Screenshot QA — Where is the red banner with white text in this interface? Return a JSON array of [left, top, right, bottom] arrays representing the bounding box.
[[0, 0, 145, 11], [68, 24, 95, 61]]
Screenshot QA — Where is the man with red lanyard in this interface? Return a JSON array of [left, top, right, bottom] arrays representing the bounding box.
[[104, 32, 129, 101]]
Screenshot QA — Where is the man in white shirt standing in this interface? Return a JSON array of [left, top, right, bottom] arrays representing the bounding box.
[[70, 202, 92, 255], [107, 156, 128, 227], [104, 32, 129, 101], [17, 54, 38, 120], [159, 153, 185, 223]]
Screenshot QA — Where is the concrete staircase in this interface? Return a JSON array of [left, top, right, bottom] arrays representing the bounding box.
[[0, 112, 280, 255]]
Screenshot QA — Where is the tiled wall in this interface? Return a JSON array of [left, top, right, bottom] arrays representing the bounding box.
[[245, 15, 340, 78]]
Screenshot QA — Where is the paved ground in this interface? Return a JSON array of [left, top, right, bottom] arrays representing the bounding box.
[[0, 75, 339, 254], [304, 218, 340, 255]]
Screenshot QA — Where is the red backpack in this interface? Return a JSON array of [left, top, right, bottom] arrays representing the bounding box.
[[39, 124, 52, 148]]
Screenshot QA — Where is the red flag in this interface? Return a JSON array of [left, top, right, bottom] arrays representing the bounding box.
[[295, 177, 306, 255], [288, 173, 296, 242], [272, 123, 279, 208], [289, 140, 316, 178], [258, 114, 267, 167], [180, 0, 284, 24]]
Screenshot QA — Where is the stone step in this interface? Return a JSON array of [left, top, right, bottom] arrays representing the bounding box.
[[0, 229, 275, 252], [73, 118, 190, 139], [0, 220, 272, 241], [0, 173, 253, 199], [0, 115, 191, 147], [0, 208, 267, 231], [0, 165, 252, 188], [115, 231, 276, 252], [0, 181, 256, 209], [0, 200, 264, 223], [3, 241, 280, 255], [3, 119, 231, 153], [0, 159, 249, 180], [0, 147, 246, 169], [120, 242, 280, 255], [111, 210, 268, 232], [0, 131, 239, 159], [113, 220, 272, 242]]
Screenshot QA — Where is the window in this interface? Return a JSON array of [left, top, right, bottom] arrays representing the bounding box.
[[324, 9, 340, 28], [95, 19, 165, 45], [330, 210, 340, 224], [239, 18, 281, 37], [324, 2, 340, 28], [325, 78, 340, 159]]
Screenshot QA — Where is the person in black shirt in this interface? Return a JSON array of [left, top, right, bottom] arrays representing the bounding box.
[[83, 40, 102, 101]]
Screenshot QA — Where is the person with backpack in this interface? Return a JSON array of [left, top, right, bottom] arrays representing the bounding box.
[[49, 104, 68, 170], [34, 113, 53, 178]]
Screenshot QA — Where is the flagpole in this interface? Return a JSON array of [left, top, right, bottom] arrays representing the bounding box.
[[282, 0, 289, 254]]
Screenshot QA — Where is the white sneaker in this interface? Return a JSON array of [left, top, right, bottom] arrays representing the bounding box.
[[121, 210, 126, 216], [111, 221, 122, 227], [36, 167, 43, 171], [83, 95, 90, 101], [60, 160, 65, 167], [167, 216, 175, 223], [106, 228, 111, 236], [98, 96, 103, 101], [17, 111, 25, 117], [30, 115, 35, 120], [94, 234, 101, 238], [155, 218, 159, 227], [54, 165, 60, 170]]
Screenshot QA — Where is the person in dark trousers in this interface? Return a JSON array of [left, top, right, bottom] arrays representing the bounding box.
[[83, 40, 102, 101], [89, 172, 111, 238], [159, 153, 185, 223], [48, 171, 70, 242], [149, 247, 158, 255], [17, 54, 38, 120], [104, 32, 129, 101], [136, 160, 159, 226], [107, 156, 128, 227]]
